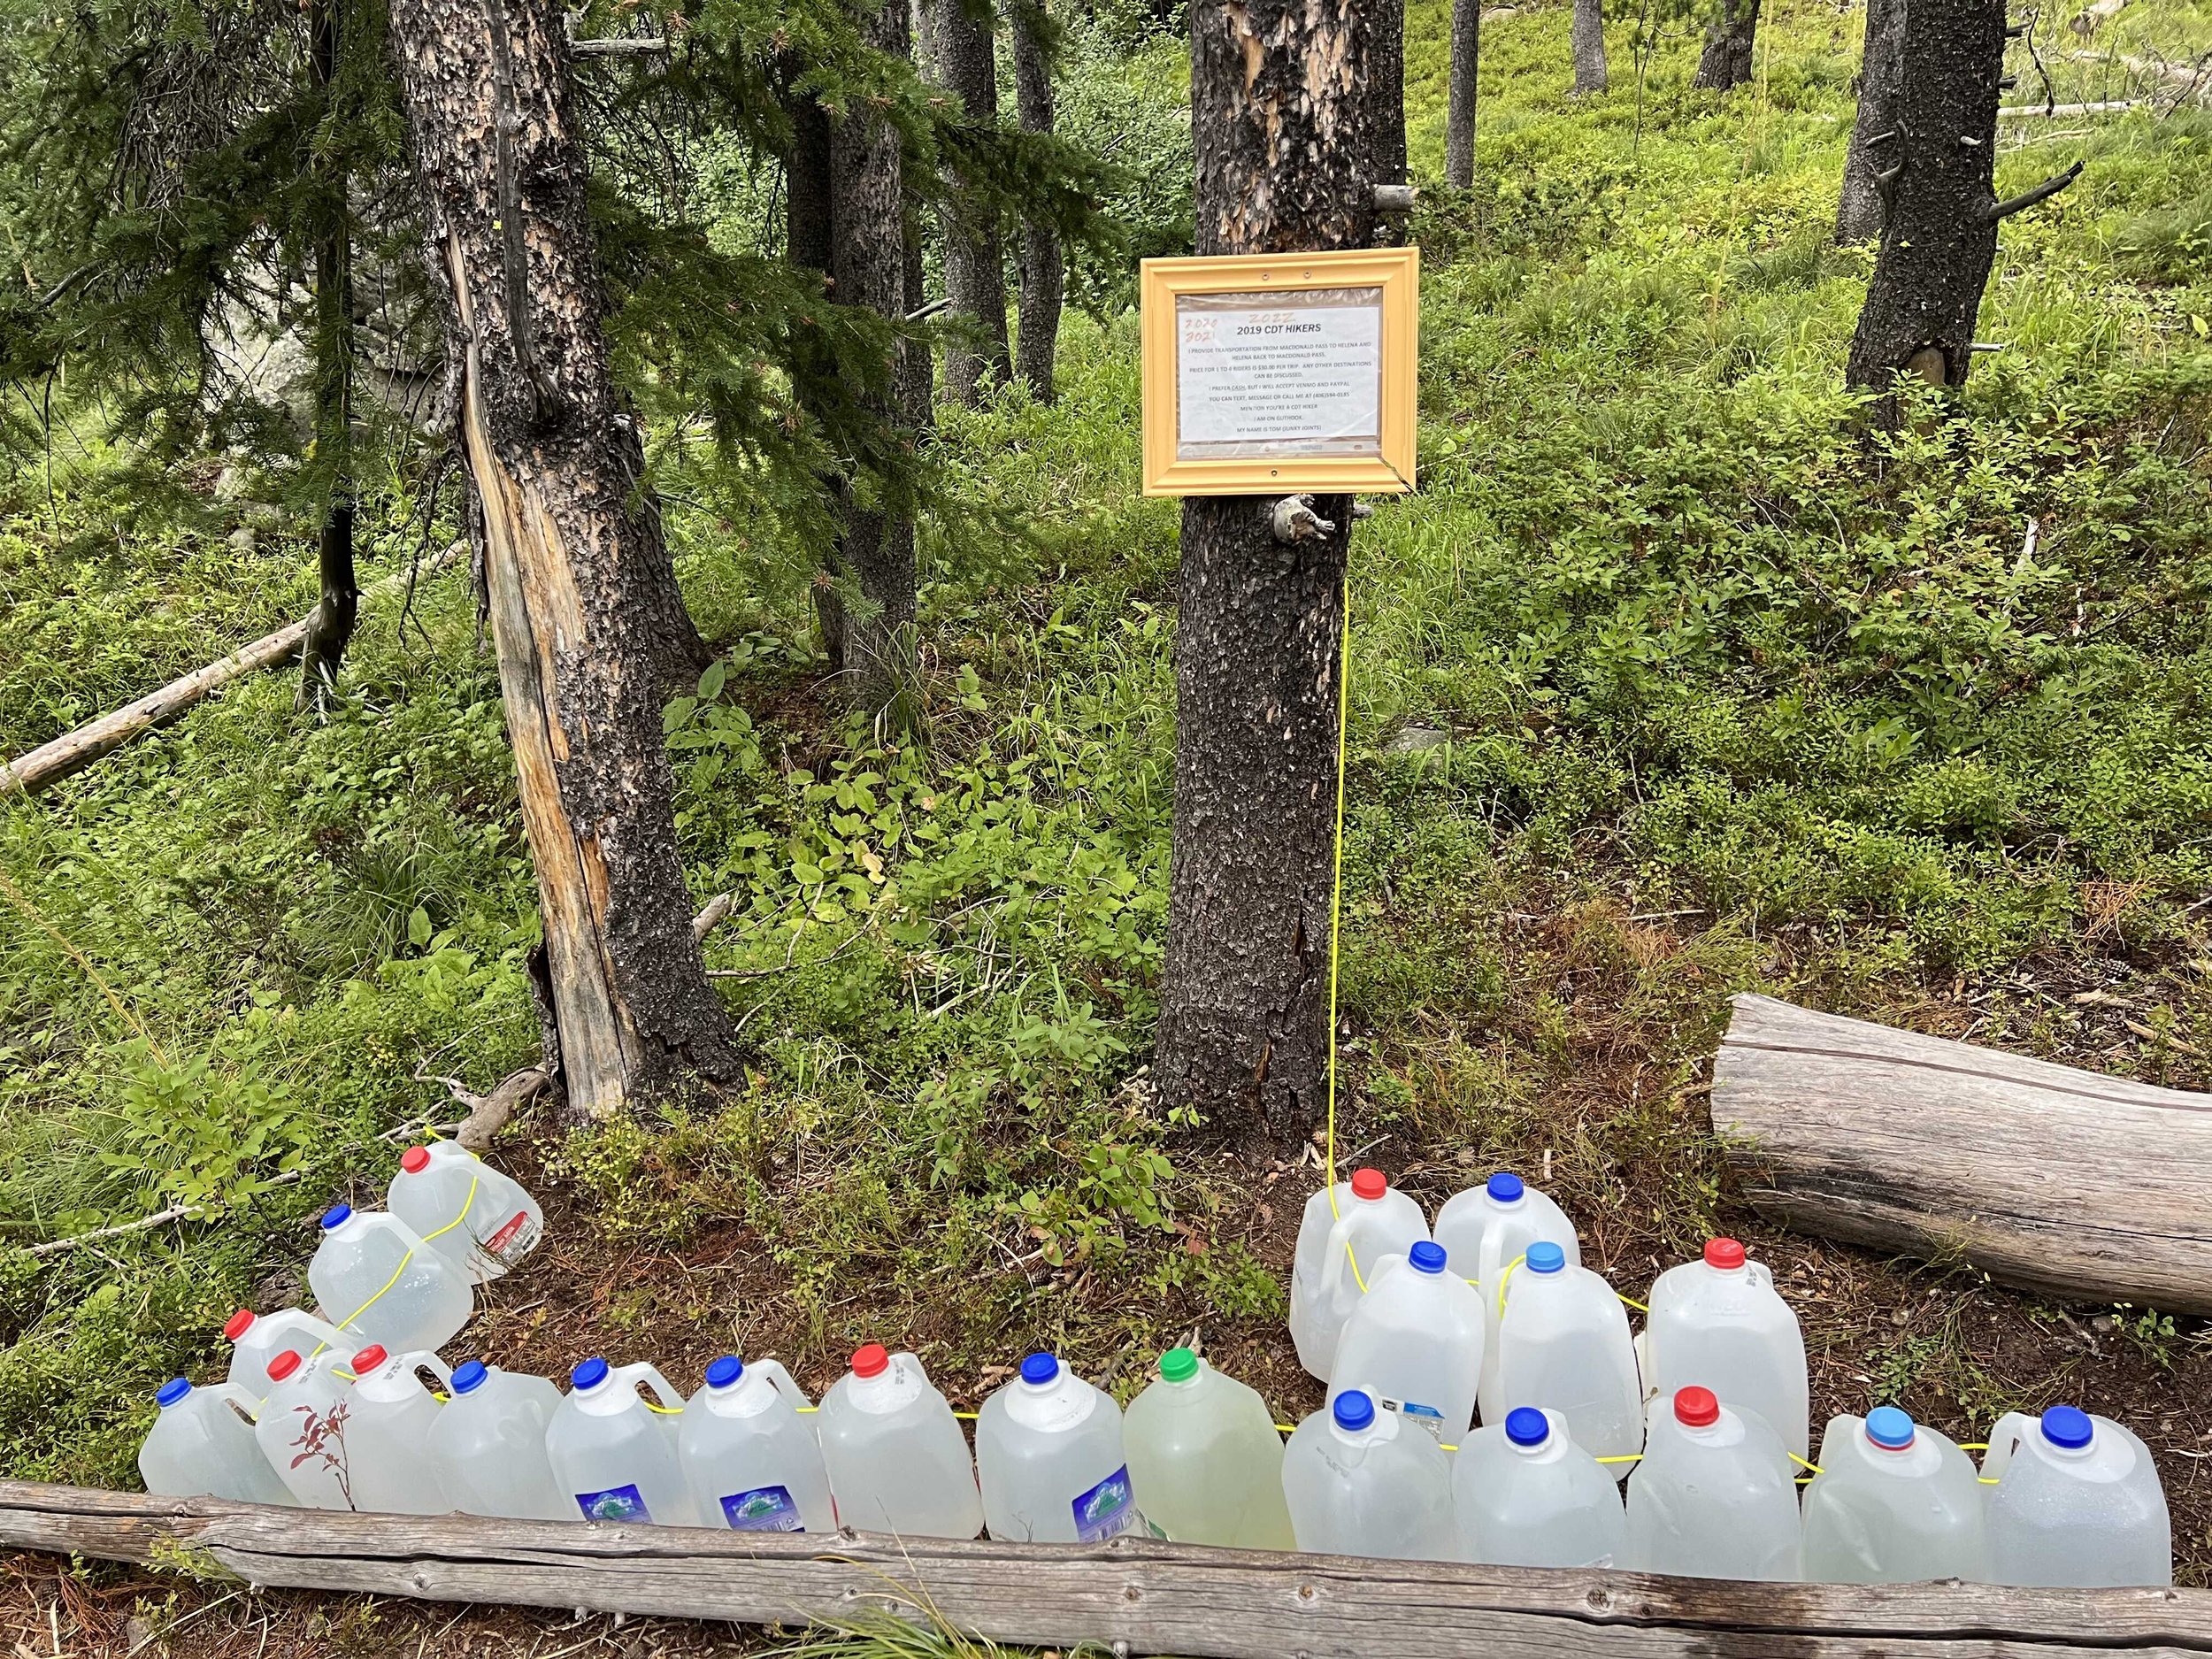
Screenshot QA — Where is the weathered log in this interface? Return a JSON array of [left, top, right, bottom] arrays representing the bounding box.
[[1710, 994, 2212, 1313], [0, 1482, 2205, 1655]]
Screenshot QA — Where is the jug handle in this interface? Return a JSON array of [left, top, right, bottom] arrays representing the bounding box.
[[397, 1350, 455, 1395], [618, 1363, 687, 1415], [214, 1381, 264, 1427], [1317, 1213, 1358, 1300], [1747, 1260, 1775, 1293], [1980, 1410, 2034, 1480], [747, 1358, 810, 1410]]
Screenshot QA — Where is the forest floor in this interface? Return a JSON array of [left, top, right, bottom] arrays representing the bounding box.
[[7, 0, 2212, 1653]]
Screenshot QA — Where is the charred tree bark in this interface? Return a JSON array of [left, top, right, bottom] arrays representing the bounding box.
[[1571, 0, 1608, 94], [1445, 0, 1479, 188], [1156, 0, 1374, 1148], [934, 0, 1011, 404], [296, 0, 358, 707], [1010, 0, 1064, 403], [386, 0, 738, 1118], [1372, 0, 1408, 227], [1836, 0, 1906, 242], [1694, 0, 1760, 91]]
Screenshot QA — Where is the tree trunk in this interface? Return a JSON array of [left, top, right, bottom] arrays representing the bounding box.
[[1155, 0, 1374, 1148], [1010, 0, 1064, 403], [1445, 0, 1479, 188], [933, 0, 1010, 404], [1371, 0, 1407, 228], [296, 0, 358, 706], [1836, 0, 1906, 243], [386, 0, 738, 1118], [786, 61, 847, 665], [1571, 0, 1608, 94], [1693, 0, 1760, 91]]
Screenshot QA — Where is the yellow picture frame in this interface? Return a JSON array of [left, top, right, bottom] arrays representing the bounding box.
[[1140, 246, 1419, 498]]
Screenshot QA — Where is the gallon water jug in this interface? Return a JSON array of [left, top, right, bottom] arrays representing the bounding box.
[[224, 1307, 350, 1399], [388, 1141, 544, 1283], [1326, 1240, 1486, 1441], [139, 1378, 297, 1506], [1452, 1407, 1625, 1568], [1642, 1238, 1809, 1464], [342, 1345, 455, 1515], [679, 1355, 835, 1533], [976, 1352, 1147, 1543], [1434, 1172, 1579, 1425], [816, 1344, 984, 1539], [1281, 1388, 1455, 1561], [1800, 1408, 1988, 1583], [306, 1204, 472, 1356], [545, 1356, 700, 1525], [1983, 1405, 2171, 1586], [1489, 1241, 1643, 1465], [426, 1360, 570, 1521], [253, 1348, 358, 1509], [1289, 1170, 1430, 1380], [1626, 1386, 1801, 1580], [1123, 1347, 1295, 1548]]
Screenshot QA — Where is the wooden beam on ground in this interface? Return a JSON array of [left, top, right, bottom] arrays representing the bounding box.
[[0, 1482, 2206, 1655], [1709, 994, 2212, 1313]]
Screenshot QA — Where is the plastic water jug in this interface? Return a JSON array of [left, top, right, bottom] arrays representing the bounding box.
[[816, 1344, 983, 1539], [388, 1141, 543, 1283], [1626, 1386, 1801, 1580], [1433, 1172, 1579, 1425], [545, 1356, 700, 1525], [1281, 1388, 1455, 1561], [1326, 1240, 1486, 1441], [679, 1356, 835, 1533], [139, 1378, 297, 1506], [1452, 1407, 1625, 1568], [224, 1307, 350, 1399], [426, 1360, 570, 1521], [253, 1348, 359, 1509], [1983, 1405, 2171, 1586], [306, 1203, 472, 1356], [1642, 1237, 1809, 1464], [976, 1352, 1147, 1543], [1800, 1408, 1988, 1583], [1288, 1168, 1429, 1380], [342, 1345, 455, 1515], [1122, 1347, 1295, 1548], [1489, 1241, 1643, 1465]]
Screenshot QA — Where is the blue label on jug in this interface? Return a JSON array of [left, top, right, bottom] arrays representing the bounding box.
[[719, 1484, 803, 1532], [575, 1482, 653, 1523], [1071, 1463, 1143, 1543]]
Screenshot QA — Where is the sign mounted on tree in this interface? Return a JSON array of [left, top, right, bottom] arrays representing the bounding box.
[[1140, 248, 1418, 497]]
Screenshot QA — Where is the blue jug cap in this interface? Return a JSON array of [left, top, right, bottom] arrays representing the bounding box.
[[2040, 1405, 2093, 1449], [1525, 1240, 1566, 1274], [1333, 1389, 1376, 1432], [319, 1203, 352, 1230], [571, 1356, 610, 1392], [155, 1378, 192, 1409], [450, 1360, 488, 1394], [1409, 1240, 1447, 1274], [1019, 1352, 1060, 1386], [1504, 1406, 1549, 1447], [1486, 1172, 1525, 1203], [705, 1356, 744, 1390], [1865, 1406, 1915, 1449]]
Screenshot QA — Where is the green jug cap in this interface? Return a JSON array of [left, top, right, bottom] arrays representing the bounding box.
[[1159, 1347, 1199, 1383]]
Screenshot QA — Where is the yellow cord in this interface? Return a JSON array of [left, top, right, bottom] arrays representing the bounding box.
[[1788, 1450, 1824, 1476], [1616, 1292, 1649, 1313], [1321, 561, 1363, 1294], [307, 1177, 483, 1359]]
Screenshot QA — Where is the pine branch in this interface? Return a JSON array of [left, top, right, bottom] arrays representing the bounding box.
[[1985, 159, 2085, 222]]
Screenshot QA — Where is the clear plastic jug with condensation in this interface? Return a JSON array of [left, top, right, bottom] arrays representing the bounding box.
[[342, 1344, 455, 1515], [1800, 1408, 1989, 1584], [1452, 1407, 1625, 1568], [976, 1352, 1147, 1543], [1982, 1405, 2170, 1586], [306, 1203, 472, 1356], [388, 1141, 543, 1283], [1325, 1240, 1485, 1441], [1488, 1240, 1643, 1466], [1432, 1172, 1579, 1425], [1641, 1237, 1809, 1464], [139, 1378, 297, 1506], [1625, 1386, 1801, 1581], [1122, 1347, 1294, 1548], [426, 1360, 571, 1522], [815, 1344, 984, 1539], [1287, 1168, 1429, 1380], [545, 1356, 700, 1525], [679, 1355, 836, 1534], [1280, 1388, 1455, 1561], [253, 1348, 358, 1509]]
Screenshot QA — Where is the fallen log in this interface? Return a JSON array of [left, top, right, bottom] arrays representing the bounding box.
[[1709, 994, 2212, 1314], [0, 1481, 2205, 1655], [0, 542, 462, 800]]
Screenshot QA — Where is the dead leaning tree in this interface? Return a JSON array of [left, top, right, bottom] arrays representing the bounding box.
[[1710, 994, 2212, 1315]]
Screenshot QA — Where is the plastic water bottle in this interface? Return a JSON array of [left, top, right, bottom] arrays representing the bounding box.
[[1800, 1408, 1989, 1583], [1122, 1347, 1295, 1549], [388, 1141, 544, 1283], [1326, 1240, 1485, 1441], [139, 1379, 297, 1506], [306, 1204, 472, 1356], [545, 1356, 700, 1525], [1452, 1407, 1625, 1568], [1642, 1237, 1809, 1464], [253, 1348, 359, 1509], [1983, 1405, 2171, 1586], [1433, 1172, 1579, 1425], [223, 1307, 350, 1399], [342, 1345, 455, 1515], [679, 1355, 835, 1533], [976, 1352, 1147, 1543], [1626, 1386, 1801, 1580], [1288, 1168, 1429, 1380], [426, 1360, 570, 1522], [815, 1344, 984, 1539], [1489, 1241, 1643, 1465], [1280, 1388, 1455, 1561]]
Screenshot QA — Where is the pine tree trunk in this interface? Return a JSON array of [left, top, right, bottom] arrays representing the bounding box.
[[386, 0, 738, 1118], [1372, 0, 1407, 225], [1571, 0, 1609, 95], [1836, 0, 1906, 243], [1445, 0, 1479, 188], [1694, 0, 1761, 91], [786, 63, 846, 665], [296, 0, 358, 706], [934, 0, 1010, 404], [1010, 1, 1064, 403], [1155, 0, 1374, 1148]]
